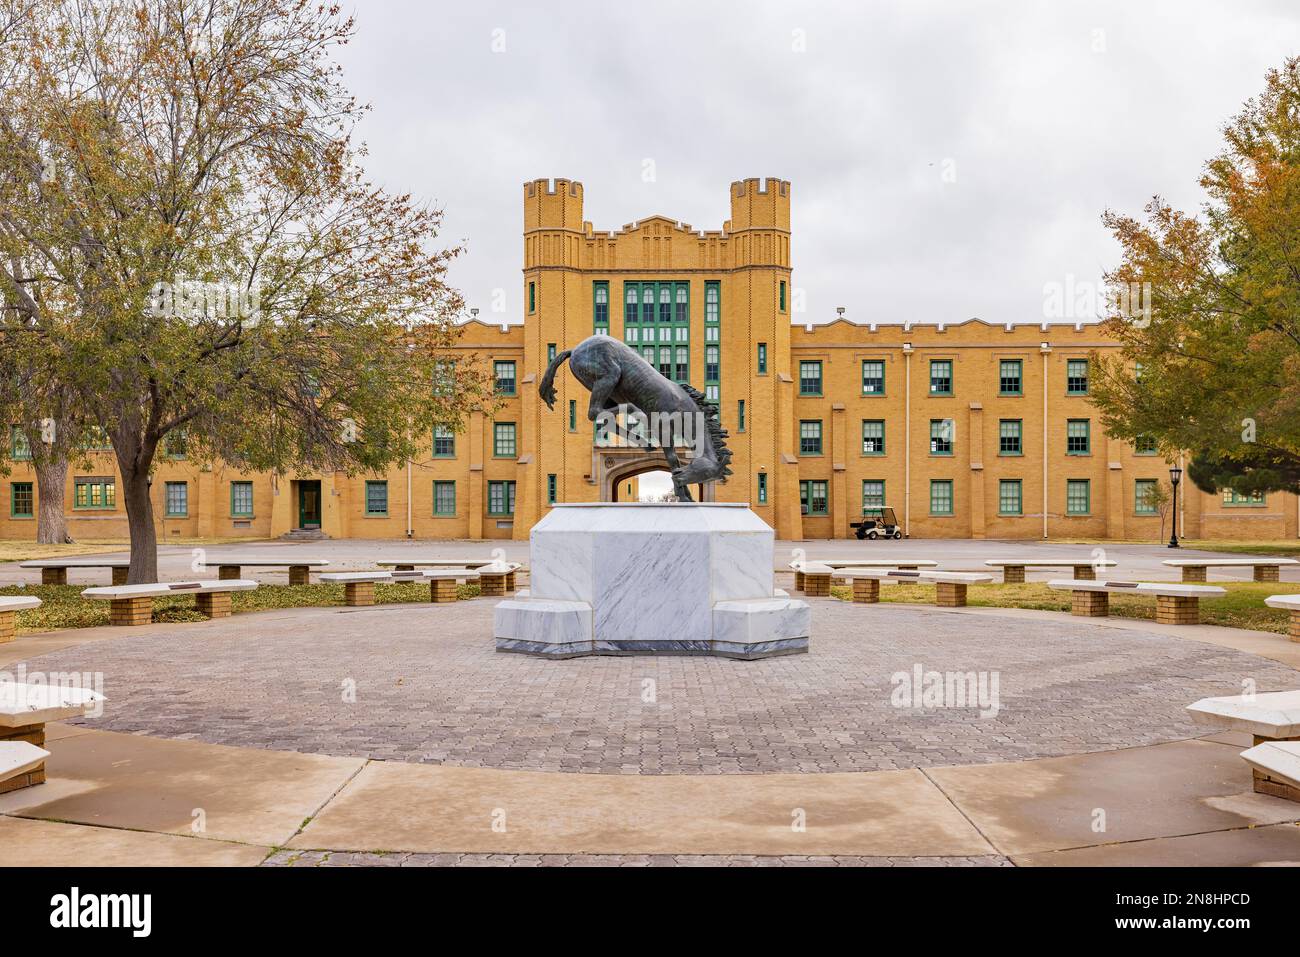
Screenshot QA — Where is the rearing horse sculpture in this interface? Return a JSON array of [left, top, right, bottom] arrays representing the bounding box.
[[539, 335, 732, 502]]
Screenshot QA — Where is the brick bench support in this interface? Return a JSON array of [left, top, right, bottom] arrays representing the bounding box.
[[1002, 565, 1026, 584], [0, 610, 16, 644], [851, 579, 880, 604], [1071, 565, 1096, 580], [1156, 594, 1200, 626], [1181, 566, 1208, 583], [935, 582, 968, 607], [479, 573, 507, 598], [1071, 590, 1109, 617], [195, 592, 232, 619], [794, 570, 805, 591], [110, 596, 153, 626], [1288, 610, 1300, 644], [288, 565, 311, 585], [218, 565, 241, 580], [344, 582, 375, 606], [111, 567, 129, 586], [41, 568, 67, 585], [431, 578, 460, 603], [803, 573, 831, 597], [0, 724, 46, 794], [1251, 733, 1300, 802], [1255, 565, 1281, 582]]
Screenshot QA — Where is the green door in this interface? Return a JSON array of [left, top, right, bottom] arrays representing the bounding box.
[[298, 480, 322, 528]]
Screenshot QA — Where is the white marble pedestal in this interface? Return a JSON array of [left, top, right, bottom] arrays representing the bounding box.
[[494, 503, 810, 659]]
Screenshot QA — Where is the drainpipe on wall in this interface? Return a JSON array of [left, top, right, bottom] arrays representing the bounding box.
[[903, 342, 913, 538], [406, 459, 413, 538], [1040, 341, 1052, 540]]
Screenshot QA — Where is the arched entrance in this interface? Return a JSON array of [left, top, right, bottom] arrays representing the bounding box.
[[597, 448, 715, 503]]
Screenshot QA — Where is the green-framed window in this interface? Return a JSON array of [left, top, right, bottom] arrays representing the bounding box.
[[1066, 479, 1090, 515], [230, 481, 254, 517], [433, 480, 456, 516], [1222, 489, 1266, 507], [9, 426, 31, 461], [704, 280, 720, 323], [528, 281, 536, 314], [593, 282, 609, 334], [1066, 419, 1090, 455], [999, 359, 1022, 395], [800, 480, 828, 516], [10, 481, 33, 518], [1134, 479, 1158, 515], [494, 361, 517, 396], [930, 479, 954, 516], [705, 344, 720, 403], [165, 430, 187, 459], [1066, 358, 1089, 394], [73, 477, 115, 510], [624, 281, 692, 384], [757, 472, 768, 504], [568, 400, 577, 431], [1134, 434, 1158, 455], [164, 481, 188, 517], [488, 480, 516, 516], [862, 419, 885, 455], [547, 473, 557, 506], [862, 360, 884, 395], [757, 342, 767, 375], [365, 480, 388, 516], [737, 400, 745, 432], [432, 426, 455, 458], [998, 479, 1022, 516], [779, 280, 787, 312], [930, 419, 953, 455], [929, 359, 953, 395], [493, 422, 516, 458], [999, 419, 1022, 455], [862, 479, 885, 517], [799, 419, 823, 456], [798, 360, 822, 396], [432, 360, 456, 398], [547, 342, 557, 363]]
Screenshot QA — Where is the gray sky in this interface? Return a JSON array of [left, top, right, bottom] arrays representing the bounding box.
[[337, 0, 1299, 326]]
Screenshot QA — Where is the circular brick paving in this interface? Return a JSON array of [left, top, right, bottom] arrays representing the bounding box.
[[22, 598, 1299, 774]]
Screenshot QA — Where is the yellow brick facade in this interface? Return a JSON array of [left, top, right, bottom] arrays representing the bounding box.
[[2, 177, 1297, 543]]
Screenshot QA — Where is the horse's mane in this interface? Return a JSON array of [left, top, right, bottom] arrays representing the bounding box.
[[680, 384, 733, 478]]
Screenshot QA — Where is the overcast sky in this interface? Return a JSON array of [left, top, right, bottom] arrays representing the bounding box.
[[336, 0, 1299, 327]]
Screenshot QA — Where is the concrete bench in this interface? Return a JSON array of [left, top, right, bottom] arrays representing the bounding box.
[[0, 596, 41, 644], [320, 569, 479, 605], [788, 558, 937, 591], [474, 562, 522, 597], [984, 558, 1118, 583], [1188, 690, 1300, 803], [0, 741, 50, 792], [81, 579, 258, 625], [0, 681, 104, 794], [199, 557, 329, 585], [378, 558, 524, 591], [792, 562, 835, 597], [840, 569, 993, 607], [1264, 594, 1300, 643], [19, 558, 130, 585], [1048, 579, 1225, 624], [1163, 557, 1298, 583]]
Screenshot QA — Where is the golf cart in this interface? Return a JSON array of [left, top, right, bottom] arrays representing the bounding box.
[[851, 506, 903, 540]]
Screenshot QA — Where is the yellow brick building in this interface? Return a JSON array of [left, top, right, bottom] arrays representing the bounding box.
[[2, 177, 1296, 543]]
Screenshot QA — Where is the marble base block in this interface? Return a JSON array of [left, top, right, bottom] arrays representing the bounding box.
[[494, 503, 810, 659]]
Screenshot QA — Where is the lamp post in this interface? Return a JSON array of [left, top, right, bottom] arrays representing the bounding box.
[[1168, 466, 1182, 548]]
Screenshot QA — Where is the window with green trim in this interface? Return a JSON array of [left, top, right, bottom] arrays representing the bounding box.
[[568, 400, 577, 431], [9, 426, 31, 461], [930, 479, 953, 515], [548, 342, 557, 363], [705, 345, 720, 399], [799, 480, 828, 516], [592, 282, 609, 334], [737, 400, 745, 432], [433, 426, 455, 458], [862, 480, 885, 516], [862, 420, 885, 455], [1222, 489, 1266, 507], [1066, 419, 1090, 455], [230, 481, 254, 517], [1134, 434, 1158, 455], [164, 481, 188, 517], [74, 477, 115, 510], [757, 472, 768, 504], [365, 480, 388, 516], [1134, 479, 1158, 514], [798, 360, 822, 396], [862, 360, 884, 395], [999, 359, 1022, 395], [547, 473, 557, 506], [930, 419, 953, 455], [625, 281, 691, 384], [493, 422, 516, 458], [165, 430, 187, 459], [433, 480, 456, 516], [1066, 479, 1090, 515], [10, 481, 33, 517], [757, 342, 767, 375], [1066, 359, 1088, 394], [779, 281, 786, 312], [488, 480, 516, 516], [528, 281, 536, 313], [494, 361, 516, 396], [999, 419, 1022, 455], [799, 420, 823, 455], [998, 479, 1022, 515], [930, 360, 953, 395]]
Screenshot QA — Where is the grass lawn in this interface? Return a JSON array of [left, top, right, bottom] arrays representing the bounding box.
[[2, 581, 482, 634], [1049, 538, 1300, 559], [830, 580, 1296, 634]]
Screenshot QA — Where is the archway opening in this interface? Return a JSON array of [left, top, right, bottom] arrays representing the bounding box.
[[634, 470, 674, 502]]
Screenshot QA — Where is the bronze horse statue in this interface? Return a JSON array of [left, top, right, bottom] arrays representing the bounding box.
[[539, 335, 732, 502]]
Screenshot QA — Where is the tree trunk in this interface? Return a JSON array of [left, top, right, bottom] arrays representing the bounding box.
[[34, 455, 71, 544], [120, 465, 159, 583]]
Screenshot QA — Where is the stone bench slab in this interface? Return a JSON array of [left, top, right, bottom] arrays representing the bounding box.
[[0, 741, 50, 783], [200, 558, 329, 567], [1164, 558, 1298, 568], [1264, 595, 1300, 611], [1047, 579, 1226, 597], [984, 559, 1117, 568], [19, 559, 130, 569], [81, 580, 259, 600], [1240, 741, 1300, 790], [0, 682, 104, 726], [842, 569, 993, 584], [1187, 691, 1300, 738], [0, 597, 41, 612]]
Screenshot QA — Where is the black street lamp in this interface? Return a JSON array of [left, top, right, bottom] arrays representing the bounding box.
[[1168, 466, 1183, 548]]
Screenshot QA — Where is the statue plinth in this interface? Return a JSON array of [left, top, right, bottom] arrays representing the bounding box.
[[494, 503, 810, 659]]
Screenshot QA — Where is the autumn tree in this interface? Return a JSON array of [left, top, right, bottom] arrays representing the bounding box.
[[1092, 56, 1300, 498], [0, 0, 493, 580]]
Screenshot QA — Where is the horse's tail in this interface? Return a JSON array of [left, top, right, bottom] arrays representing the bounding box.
[[538, 349, 572, 410], [680, 384, 733, 479]]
